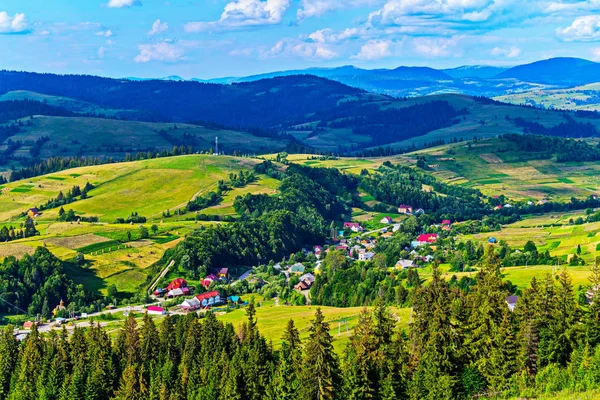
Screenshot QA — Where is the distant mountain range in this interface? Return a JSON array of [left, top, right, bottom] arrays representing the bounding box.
[[139, 57, 600, 99]]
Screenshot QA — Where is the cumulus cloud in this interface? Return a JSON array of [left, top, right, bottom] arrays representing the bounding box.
[[262, 38, 338, 59], [96, 29, 113, 37], [557, 15, 600, 41], [352, 39, 393, 60], [592, 47, 600, 61], [148, 19, 168, 36], [297, 0, 383, 21], [107, 0, 141, 8], [490, 46, 521, 58], [307, 28, 360, 44], [413, 36, 462, 57], [97, 46, 107, 59], [185, 0, 290, 32], [0, 11, 29, 34], [135, 41, 186, 63], [368, 0, 495, 26]]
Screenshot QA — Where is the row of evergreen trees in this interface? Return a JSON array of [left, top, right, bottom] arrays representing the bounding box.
[[3, 248, 600, 399]]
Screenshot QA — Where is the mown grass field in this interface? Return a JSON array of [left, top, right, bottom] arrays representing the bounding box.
[[495, 82, 600, 112], [0, 155, 271, 222], [217, 301, 411, 353], [411, 138, 600, 201]]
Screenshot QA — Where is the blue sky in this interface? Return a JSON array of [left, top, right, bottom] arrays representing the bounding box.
[[2, 0, 600, 79]]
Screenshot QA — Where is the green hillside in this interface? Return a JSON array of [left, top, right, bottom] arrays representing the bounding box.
[[408, 136, 600, 201], [1, 116, 285, 169], [495, 82, 600, 111]]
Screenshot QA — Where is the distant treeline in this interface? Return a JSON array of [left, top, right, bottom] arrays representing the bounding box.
[[510, 115, 598, 138], [503, 133, 600, 162]]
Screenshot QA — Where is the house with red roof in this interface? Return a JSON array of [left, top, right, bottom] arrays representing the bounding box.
[[343, 222, 364, 232], [380, 216, 393, 224], [202, 274, 219, 288], [398, 205, 413, 214], [167, 278, 187, 291], [195, 291, 222, 308], [417, 234, 438, 245], [147, 306, 165, 315], [442, 220, 451, 226]]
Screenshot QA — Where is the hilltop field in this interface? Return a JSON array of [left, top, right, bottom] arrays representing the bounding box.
[[0, 154, 279, 294]]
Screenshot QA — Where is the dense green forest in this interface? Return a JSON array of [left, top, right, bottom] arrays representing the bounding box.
[[3, 251, 600, 399], [0, 247, 93, 317], [503, 133, 600, 162], [169, 164, 355, 277]]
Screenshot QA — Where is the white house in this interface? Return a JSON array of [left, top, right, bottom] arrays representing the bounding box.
[[359, 252, 375, 261], [395, 259, 415, 269]]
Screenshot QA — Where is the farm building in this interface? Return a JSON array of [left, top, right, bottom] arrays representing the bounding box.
[[488, 237, 498, 244], [289, 263, 306, 275], [228, 295, 244, 304], [295, 273, 315, 291], [506, 296, 518, 312], [380, 216, 393, 224], [180, 297, 201, 311], [212, 268, 229, 278], [195, 291, 222, 308], [27, 208, 40, 218], [202, 274, 219, 288], [359, 252, 375, 261], [147, 306, 166, 315], [395, 259, 415, 269], [416, 234, 438, 245], [398, 205, 413, 214], [343, 222, 364, 232], [166, 287, 190, 298]]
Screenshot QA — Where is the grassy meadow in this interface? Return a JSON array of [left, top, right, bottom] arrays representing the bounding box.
[[217, 300, 411, 353], [411, 138, 600, 201]]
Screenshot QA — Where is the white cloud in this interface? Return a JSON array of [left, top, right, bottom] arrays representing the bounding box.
[[98, 46, 107, 59], [263, 38, 338, 59], [107, 0, 141, 8], [413, 36, 462, 57], [592, 47, 600, 61], [352, 39, 393, 60], [96, 29, 113, 37], [297, 0, 383, 21], [0, 11, 29, 34], [490, 46, 521, 58], [149, 19, 168, 36], [307, 28, 360, 44], [135, 41, 186, 63], [185, 0, 290, 32], [368, 0, 495, 26], [557, 15, 600, 41]]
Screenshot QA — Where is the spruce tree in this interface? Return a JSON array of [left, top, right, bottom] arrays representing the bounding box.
[[301, 308, 342, 400], [0, 325, 18, 400], [585, 259, 600, 347], [273, 319, 302, 399]]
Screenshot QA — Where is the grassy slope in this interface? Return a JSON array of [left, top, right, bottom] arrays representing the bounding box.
[[0, 154, 282, 295], [408, 137, 600, 201], [218, 300, 411, 353], [0, 154, 269, 222], [359, 94, 600, 151], [4, 116, 284, 165], [495, 82, 600, 111]]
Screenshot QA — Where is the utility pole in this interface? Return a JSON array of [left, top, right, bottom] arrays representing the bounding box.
[[215, 136, 219, 155]]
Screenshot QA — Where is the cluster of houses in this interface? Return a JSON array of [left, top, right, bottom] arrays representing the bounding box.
[[398, 205, 425, 215], [153, 278, 192, 298], [202, 268, 229, 288]]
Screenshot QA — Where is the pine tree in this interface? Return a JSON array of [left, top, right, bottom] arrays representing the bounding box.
[[343, 309, 379, 400], [0, 325, 18, 400], [273, 319, 302, 399], [301, 308, 342, 400], [586, 259, 600, 347], [115, 364, 141, 400], [12, 325, 44, 400]]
